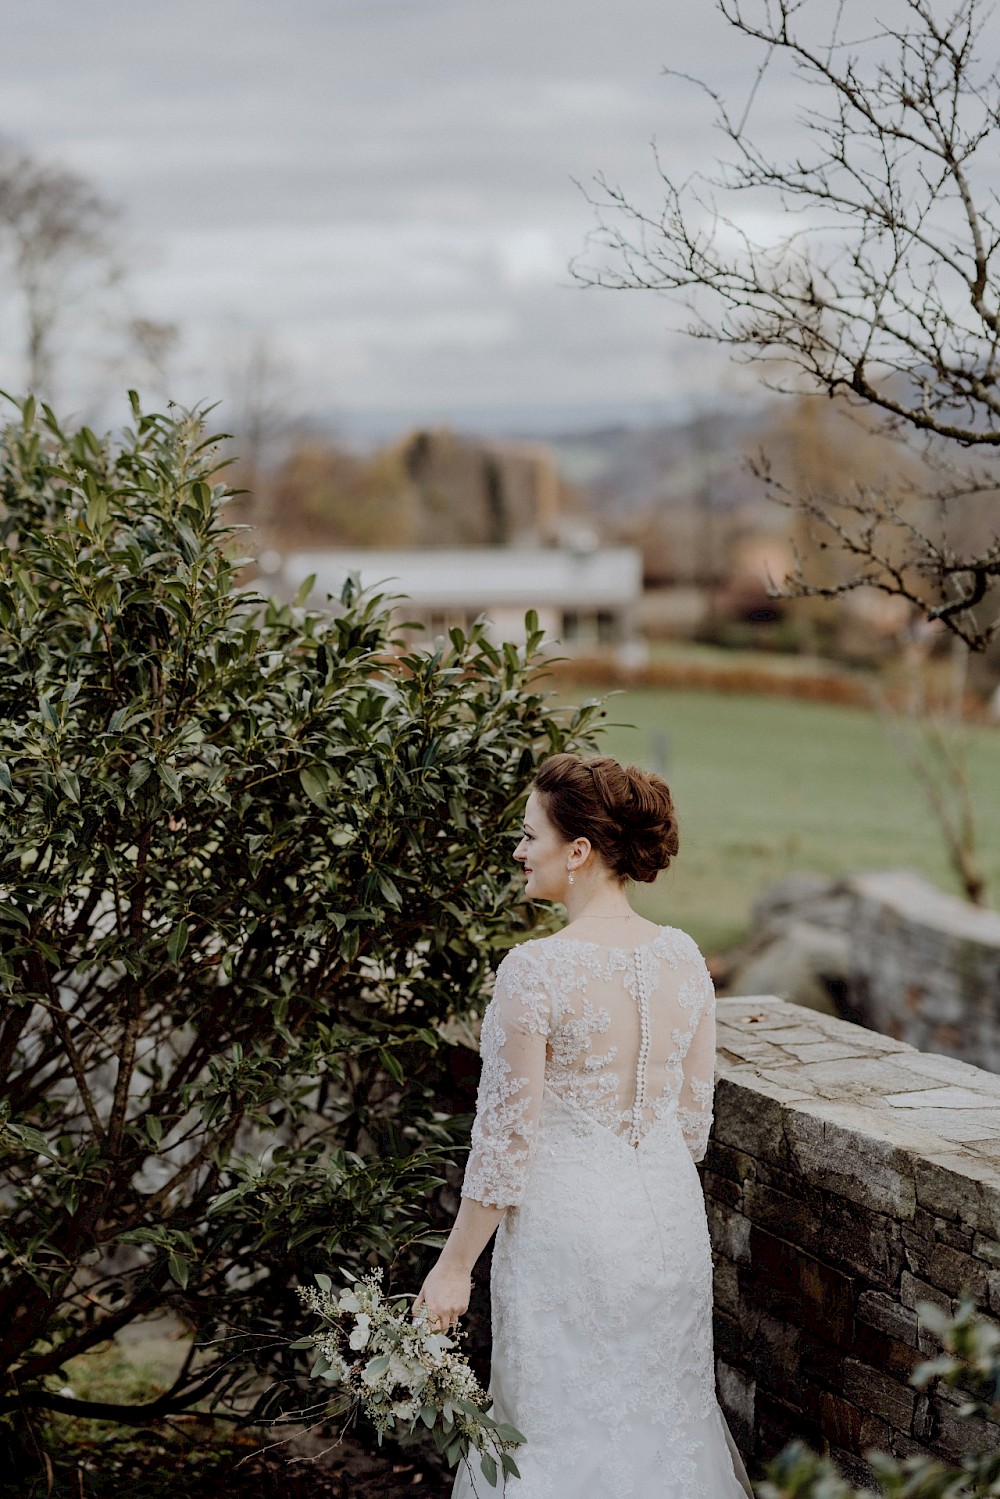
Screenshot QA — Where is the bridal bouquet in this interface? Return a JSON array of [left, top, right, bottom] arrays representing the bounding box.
[[295, 1269, 525, 1490]]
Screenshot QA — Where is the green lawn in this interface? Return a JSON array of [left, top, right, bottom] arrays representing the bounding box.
[[571, 687, 1000, 954]]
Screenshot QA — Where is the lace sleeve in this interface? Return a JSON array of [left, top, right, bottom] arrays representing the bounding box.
[[675, 947, 716, 1164], [461, 948, 550, 1208]]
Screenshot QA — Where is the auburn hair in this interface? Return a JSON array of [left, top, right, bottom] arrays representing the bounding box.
[[532, 752, 679, 884]]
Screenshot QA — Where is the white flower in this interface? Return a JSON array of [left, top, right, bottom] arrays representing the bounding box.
[[388, 1352, 426, 1390], [349, 1313, 371, 1350], [338, 1290, 361, 1314]]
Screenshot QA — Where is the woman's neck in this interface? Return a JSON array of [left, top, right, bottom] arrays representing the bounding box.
[[563, 879, 635, 925]]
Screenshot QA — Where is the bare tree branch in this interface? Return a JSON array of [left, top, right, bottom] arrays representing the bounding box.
[[575, 0, 1000, 647]]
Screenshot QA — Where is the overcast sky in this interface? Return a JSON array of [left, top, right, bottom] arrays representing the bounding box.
[[1, 2, 825, 432]]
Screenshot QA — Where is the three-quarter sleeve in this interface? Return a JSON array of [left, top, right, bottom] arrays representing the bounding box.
[[461, 948, 551, 1208], [675, 950, 717, 1164]]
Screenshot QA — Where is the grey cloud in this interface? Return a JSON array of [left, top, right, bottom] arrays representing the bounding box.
[[1, 0, 817, 421]]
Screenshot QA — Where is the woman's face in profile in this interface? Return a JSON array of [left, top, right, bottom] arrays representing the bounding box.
[[513, 789, 570, 902]]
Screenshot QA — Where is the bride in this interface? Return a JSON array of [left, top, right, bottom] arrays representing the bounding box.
[[414, 752, 754, 1498]]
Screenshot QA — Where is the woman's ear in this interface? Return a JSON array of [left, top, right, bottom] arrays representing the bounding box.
[[568, 837, 592, 871]]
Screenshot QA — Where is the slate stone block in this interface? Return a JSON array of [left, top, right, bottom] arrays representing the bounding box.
[[843, 1358, 916, 1433], [925, 1241, 993, 1304], [888, 1429, 944, 1465], [796, 1056, 929, 1096], [912, 1206, 975, 1251], [822, 1198, 906, 1288], [819, 1391, 891, 1454], [783, 1107, 917, 1219], [743, 1179, 825, 1252], [708, 1201, 752, 1265], [972, 1233, 1000, 1267], [753, 1160, 825, 1205], [912, 1205, 937, 1237], [899, 1270, 955, 1351], [701, 1169, 744, 1210], [901, 1229, 935, 1279], [852, 1320, 922, 1382], [755, 1391, 824, 1462], [914, 1154, 1000, 1236], [746, 1313, 818, 1415], [713, 1254, 741, 1317], [798, 1329, 846, 1394], [703, 1137, 758, 1187], [828, 1446, 880, 1490], [912, 1392, 934, 1442], [929, 1394, 1000, 1464], [714, 1078, 791, 1164], [936, 1218, 976, 1253], [856, 1289, 919, 1348], [713, 1308, 747, 1363], [747, 1226, 855, 1346]]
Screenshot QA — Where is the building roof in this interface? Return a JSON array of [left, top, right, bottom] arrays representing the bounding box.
[[277, 546, 642, 610]]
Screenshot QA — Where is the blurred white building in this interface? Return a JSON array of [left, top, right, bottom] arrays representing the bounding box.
[[263, 545, 644, 652]]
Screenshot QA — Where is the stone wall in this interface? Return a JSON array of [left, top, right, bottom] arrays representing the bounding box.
[[844, 871, 1000, 1069], [708, 995, 1000, 1486]]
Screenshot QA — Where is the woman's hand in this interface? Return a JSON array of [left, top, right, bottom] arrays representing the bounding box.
[[412, 1197, 504, 1332], [413, 1258, 472, 1333]]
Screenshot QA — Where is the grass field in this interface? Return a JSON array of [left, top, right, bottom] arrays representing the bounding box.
[[570, 686, 1000, 955]]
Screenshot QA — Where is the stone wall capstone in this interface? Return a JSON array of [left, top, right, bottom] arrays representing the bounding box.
[[708, 995, 1000, 1487], [844, 871, 1000, 1067], [723, 872, 1000, 1068]]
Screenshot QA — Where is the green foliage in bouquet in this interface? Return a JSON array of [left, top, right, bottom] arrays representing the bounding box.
[[0, 393, 601, 1431], [757, 1298, 1000, 1499], [295, 1269, 524, 1492]]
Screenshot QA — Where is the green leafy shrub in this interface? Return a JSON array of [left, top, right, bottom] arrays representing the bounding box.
[[0, 395, 600, 1434], [758, 1297, 1000, 1498]]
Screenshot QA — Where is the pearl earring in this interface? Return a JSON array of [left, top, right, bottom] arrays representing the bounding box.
[[567, 871, 575, 885]]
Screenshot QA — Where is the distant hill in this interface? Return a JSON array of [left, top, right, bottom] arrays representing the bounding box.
[[537, 400, 774, 520]]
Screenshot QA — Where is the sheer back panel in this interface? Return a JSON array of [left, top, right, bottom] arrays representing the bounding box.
[[462, 927, 716, 1208]]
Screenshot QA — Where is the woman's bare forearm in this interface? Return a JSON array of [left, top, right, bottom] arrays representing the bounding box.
[[413, 1197, 506, 1328], [438, 1195, 506, 1272]]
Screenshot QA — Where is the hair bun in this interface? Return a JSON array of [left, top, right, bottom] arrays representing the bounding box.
[[621, 764, 670, 827], [533, 753, 679, 884]]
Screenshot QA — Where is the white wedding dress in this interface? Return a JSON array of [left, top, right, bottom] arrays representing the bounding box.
[[452, 926, 754, 1499]]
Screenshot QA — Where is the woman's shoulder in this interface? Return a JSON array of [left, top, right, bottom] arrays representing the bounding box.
[[495, 925, 695, 956], [494, 937, 547, 972], [513, 922, 702, 957], [491, 935, 567, 988], [490, 942, 555, 1026], [656, 924, 708, 964]]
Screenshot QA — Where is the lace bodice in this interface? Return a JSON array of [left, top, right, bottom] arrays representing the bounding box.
[[462, 926, 716, 1208]]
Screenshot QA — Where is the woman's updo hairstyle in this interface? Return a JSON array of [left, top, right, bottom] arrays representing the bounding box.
[[532, 752, 679, 884]]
